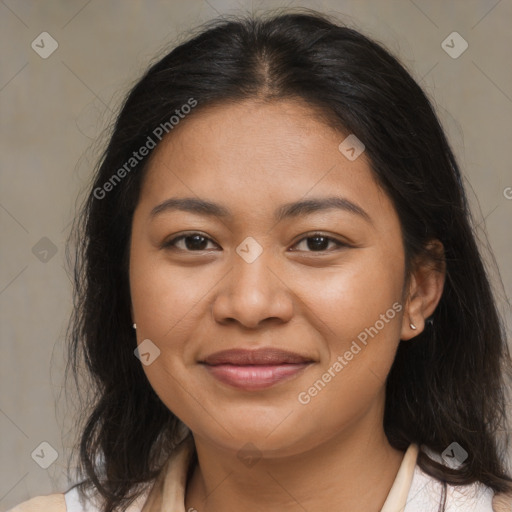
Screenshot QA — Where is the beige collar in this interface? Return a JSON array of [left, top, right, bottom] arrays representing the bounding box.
[[141, 437, 419, 512], [380, 443, 419, 511]]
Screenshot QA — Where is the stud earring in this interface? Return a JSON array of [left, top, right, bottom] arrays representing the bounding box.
[[409, 322, 417, 330], [132, 323, 137, 329]]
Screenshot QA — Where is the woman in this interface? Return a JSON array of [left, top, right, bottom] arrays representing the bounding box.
[[10, 10, 512, 512]]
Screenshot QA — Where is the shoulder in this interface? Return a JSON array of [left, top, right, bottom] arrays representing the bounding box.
[[6, 487, 101, 512], [6, 493, 66, 512], [6, 485, 147, 512], [492, 492, 512, 512], [405, 463, 512, 511]]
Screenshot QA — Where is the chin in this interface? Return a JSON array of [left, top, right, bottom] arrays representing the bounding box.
[[191, 412, 323, 459]]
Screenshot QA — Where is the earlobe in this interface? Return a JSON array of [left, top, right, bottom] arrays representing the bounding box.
[[400, 274, 424, 340]]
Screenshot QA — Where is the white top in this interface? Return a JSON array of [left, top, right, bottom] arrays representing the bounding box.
[[404, 464, 495, 511], [60, 441, 500, 512], [64, 486, 149, 511], [62, 471, 496, 512]]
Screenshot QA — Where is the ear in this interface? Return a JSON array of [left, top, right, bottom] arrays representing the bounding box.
[[400, 240, 446, 340]]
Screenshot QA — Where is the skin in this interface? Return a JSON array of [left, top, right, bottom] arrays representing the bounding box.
[[129, 98, 445, 512]]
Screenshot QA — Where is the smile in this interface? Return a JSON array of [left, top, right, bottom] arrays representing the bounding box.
[[199, 348, 315, 390]]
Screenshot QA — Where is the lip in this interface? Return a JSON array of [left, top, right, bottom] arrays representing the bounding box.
[[199, 348, 314, 391], [201, 348, 313, 366]]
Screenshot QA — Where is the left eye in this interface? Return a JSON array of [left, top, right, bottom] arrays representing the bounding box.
[[292, 234, 347, 252]]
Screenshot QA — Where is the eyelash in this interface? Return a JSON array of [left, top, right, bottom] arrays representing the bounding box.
[[162, 232, 349, 254]]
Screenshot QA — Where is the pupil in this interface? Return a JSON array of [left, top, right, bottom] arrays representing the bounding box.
[[308, 236, 328, 251], [186, 235, 207, 250]]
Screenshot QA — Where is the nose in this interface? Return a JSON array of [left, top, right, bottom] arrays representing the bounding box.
[[211, 245, 294, 329]]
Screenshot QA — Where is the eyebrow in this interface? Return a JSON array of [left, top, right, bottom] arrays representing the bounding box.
[[150, 196, 372, 224]]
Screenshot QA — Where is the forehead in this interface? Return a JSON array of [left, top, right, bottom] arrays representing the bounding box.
[[138, 99, 396, 227]]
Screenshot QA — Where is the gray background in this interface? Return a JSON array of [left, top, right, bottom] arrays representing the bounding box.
[[1, 0, 511, 510]]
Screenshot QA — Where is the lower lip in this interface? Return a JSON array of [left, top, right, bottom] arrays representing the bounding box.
[[203, 363, 312, 390]]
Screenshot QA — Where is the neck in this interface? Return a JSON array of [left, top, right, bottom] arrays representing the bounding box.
[[184, 400, 406, 512]]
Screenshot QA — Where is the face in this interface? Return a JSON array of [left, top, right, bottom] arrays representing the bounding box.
[[129, 99, 408, 457]]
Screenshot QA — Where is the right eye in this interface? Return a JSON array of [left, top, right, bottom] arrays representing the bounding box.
[[162, 232, 220, 252]]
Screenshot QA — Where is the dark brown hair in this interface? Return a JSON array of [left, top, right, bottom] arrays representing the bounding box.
[[65, 9, 512, 512]]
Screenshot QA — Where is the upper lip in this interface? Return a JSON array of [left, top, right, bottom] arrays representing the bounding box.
[[200, 348, 314, 366]]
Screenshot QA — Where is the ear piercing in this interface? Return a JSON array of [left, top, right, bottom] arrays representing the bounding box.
[[133, 323, 137, 329]]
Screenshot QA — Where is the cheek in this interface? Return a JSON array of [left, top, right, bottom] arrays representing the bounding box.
[[129, 249, 200, 417], [129, 247, 217, 395], [130, 249, 206, 340], [293, 260, 403, 430], [302, 249, 404, 347], [294, 249, 404, 416]]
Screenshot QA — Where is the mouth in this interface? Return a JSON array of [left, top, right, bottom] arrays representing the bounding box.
[[199, 348, 315, 391]]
